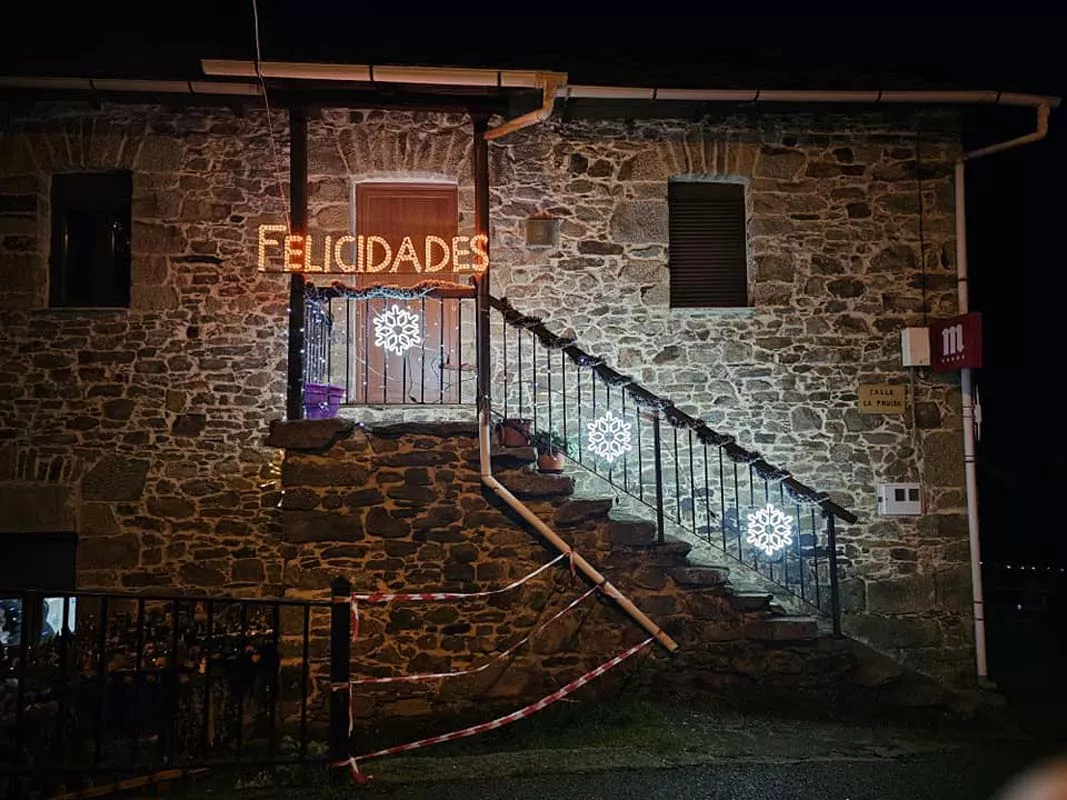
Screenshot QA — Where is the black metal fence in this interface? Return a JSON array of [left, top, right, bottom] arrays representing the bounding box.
[[0, 589, 331, 798], [489, 295, 856, 627], [304, 286, 478, 406]]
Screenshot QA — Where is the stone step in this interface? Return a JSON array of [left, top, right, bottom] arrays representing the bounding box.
[[601, 535, 693, 569], [656, 536, 694, 562], [743, 616, 818, 642], [497, 471, 575, 499], [729, 592, 774, 613], [604, 516, 658, 547], [554, 498, 614, 528], [669, 565, 730, 587], [490, 445, 537, 468]]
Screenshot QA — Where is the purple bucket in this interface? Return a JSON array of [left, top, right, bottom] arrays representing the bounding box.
[[304, 383, 344, 419]]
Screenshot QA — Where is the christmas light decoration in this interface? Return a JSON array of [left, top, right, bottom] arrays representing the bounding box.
[[258, 224, 287, 271], [257, 225, 489, 275], [745, 503, 793, 556], [586, 410, 632, 463], [373, 304, 422, 356]]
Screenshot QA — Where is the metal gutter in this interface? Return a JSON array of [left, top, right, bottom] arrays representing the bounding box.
[[0, 76, 262, 96], [564, 85, 1062, 108], [3, 69, 1059, 111], [200, 59, 560, 90]]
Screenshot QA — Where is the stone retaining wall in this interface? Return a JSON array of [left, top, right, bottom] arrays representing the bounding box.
[[268, 419, 890, 727]]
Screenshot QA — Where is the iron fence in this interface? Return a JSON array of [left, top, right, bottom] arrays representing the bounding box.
[[305, 285, 477, 406], [0, 588, 330, 798], [488, 295, 855, 626]]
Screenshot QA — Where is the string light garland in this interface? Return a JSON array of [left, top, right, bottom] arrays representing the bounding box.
[[488, 294, 847, 517], [300, 284, 474, 399]]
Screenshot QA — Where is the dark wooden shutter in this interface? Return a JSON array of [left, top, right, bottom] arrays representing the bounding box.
[[668, 181, 748, 308]]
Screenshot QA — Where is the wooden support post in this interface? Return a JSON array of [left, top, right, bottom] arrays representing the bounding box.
[[286, 107, 308, 420]]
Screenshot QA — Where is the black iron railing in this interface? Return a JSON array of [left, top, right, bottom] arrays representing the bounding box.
[[302, 298, 332, 388], [0, 588, 330, 798], [489, 295, 857, 625], [305, 285, 477, 406]]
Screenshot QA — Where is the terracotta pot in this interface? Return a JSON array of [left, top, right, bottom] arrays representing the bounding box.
[[537, 452, 566, 474], [497, 419, 532, 447]]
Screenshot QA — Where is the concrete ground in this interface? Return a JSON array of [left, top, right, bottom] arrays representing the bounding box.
[[213, 696, 1066, 800]]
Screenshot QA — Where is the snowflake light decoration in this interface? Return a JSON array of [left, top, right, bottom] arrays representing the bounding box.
[[586, 410, 632, 463], [745, 503, 793, 557], [373, 304, 422, 356]]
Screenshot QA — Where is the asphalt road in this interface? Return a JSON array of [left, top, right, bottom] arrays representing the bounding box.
[[353, 745, 1052, 800]]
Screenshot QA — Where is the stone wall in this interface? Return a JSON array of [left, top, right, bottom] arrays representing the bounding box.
[[0, 103, 292, 591], [1, 101, 972, 684], [478, 112, 972, 683], [269, 419, 949, 729]]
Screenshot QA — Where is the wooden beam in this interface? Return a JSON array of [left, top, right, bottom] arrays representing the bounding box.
[[286, 107, 308, 420]]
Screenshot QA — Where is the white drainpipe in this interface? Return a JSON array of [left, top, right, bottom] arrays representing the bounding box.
[[955, 104, 1051, 686]]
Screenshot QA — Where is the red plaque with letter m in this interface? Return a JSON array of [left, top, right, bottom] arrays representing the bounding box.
[[929, 312, 983, 372]]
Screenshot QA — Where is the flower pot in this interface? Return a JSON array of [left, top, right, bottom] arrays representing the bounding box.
[[304, 383, 345, 420], [537, 452, 566, 474], [497, 418, 532, 447]]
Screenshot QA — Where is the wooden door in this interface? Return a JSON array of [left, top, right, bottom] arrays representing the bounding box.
[[353, 183, 461, 403]]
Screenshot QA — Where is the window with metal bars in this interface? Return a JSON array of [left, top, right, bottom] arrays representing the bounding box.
[[668, 180, 749, 308]]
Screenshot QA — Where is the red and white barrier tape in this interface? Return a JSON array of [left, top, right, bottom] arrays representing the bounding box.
[[331, 636, 653, 784], [353, 552, 568, 604], [348, 552, 571, 643], [351, 585, 599, 685]]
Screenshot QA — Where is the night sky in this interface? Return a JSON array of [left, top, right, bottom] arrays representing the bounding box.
[[3, 7, 1063, 565]]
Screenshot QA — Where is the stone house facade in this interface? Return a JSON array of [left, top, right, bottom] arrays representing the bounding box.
[[0, 97, 971, 688]]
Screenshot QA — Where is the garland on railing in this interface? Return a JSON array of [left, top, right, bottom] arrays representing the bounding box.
[[306, 279, 477, 302], [489, 294, 855, 522]]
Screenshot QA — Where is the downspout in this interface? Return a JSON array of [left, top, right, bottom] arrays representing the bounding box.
[[484, 73, 564, 141], [470, 93, 676, 653], [955, 104, 1051, 686]]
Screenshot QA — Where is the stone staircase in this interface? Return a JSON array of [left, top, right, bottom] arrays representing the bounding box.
[[489, 444, 822, 648], [566, 454, 831, 625], [487, 442, 1003, 722]]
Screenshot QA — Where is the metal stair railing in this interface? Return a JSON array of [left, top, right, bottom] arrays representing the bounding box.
[[488, 295, 857, 631]]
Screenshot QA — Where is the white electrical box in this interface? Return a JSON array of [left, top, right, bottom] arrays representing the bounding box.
[[896, 328, 930, 369], [877, 483, 923, 516], [901, 327, 930, 367]]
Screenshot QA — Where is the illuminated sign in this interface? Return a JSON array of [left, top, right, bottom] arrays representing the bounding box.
[[929, 312, 982, 372], [256, 225, 488, 275]]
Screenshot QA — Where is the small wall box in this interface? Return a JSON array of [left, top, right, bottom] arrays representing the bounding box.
[[877, 483, 923, 516], [901, 327, 930, 367]]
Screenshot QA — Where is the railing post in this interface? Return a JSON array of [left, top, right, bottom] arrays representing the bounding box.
[[329, 577, 352, 774], [472, 113, 491, 417], [651, 411, 666, 545], [826, 512, 842, 637]]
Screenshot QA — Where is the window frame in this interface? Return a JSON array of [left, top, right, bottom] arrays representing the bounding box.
[[48, 171, 132, 310], [667, 177, 751, 310]]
